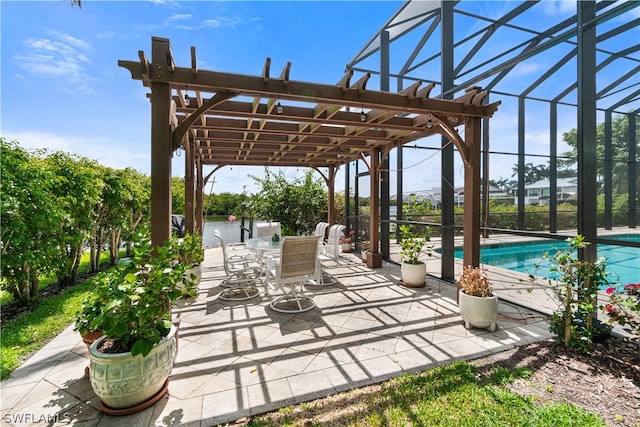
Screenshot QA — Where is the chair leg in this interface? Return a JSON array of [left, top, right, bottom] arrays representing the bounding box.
[[269, 284, 316, 313]]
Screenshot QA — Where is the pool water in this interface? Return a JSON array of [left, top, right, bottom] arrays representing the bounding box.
[[453, 234, 640, 286]]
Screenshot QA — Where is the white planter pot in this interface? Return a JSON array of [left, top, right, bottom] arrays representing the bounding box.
[[89, 324, 177, 410], [341, 243, 353, 253], [401, 262, 426, 287], [458, 290, 498, 332], [362, 251, 369, 262]]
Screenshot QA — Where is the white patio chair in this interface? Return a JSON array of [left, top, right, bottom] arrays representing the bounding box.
[[255, 221, 281, 239], [313, 222, 329, 243], [213, 229, 261, 301], [264, 235, 321, 313], [318, 224, 345, 265]]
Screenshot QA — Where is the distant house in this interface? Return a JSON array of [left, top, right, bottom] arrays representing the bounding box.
[[453, 185, 513, 207], [516, 177, 577, 205], [401, 185, 512, 208]]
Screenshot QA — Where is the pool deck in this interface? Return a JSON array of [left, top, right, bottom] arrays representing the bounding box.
[[0, 245, 557, 427]]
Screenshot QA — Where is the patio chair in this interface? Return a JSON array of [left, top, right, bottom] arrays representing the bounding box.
[[318, 224, 345, 265], [255, 221, 281, 239], [313, 222, 329, 243], [264, 235, 321, 313], [214, 229, 261, 301]]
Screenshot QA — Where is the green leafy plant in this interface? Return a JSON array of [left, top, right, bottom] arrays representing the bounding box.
[[176, 232, 204, 266], [76, 232, 199, 357], [457, 265, 493, 297], [398, 225, 432, 265], [546, 235, 610, 352], [602, 283, 639, 335]]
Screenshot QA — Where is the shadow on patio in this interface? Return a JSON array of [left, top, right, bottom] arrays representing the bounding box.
[[1, 246, 551, 426], [167, 247, 551, 425]]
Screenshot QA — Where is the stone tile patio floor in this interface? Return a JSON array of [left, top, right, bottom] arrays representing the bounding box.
[[1, 247, 552, 426]]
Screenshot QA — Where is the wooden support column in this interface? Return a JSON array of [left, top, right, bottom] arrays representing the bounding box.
[[184, 136, 195, 235], [367, 148, 382, 268], [150, 37, 173, 248], [462, 116, 482, 272], [327, 166, 336, 225], [195, 156, 204, 236]]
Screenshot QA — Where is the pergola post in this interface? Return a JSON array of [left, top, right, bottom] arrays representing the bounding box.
[[150, 37, 173, 248], [327, 166, 336, 225], [458, 116, 482, 300], [463, 117, 482, 268], [367, 148, 383, 268], [195, 156, 204, 235], [184, 135, 195, 235]]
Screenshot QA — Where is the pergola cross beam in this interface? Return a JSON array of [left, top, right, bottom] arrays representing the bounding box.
[[119, 37, 500, 269]]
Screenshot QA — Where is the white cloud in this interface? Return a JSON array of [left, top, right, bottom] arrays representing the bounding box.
[[169, 13, 191, 21], [16, 33, 91, 81], [542, 1, 576, 16], [179, 15, 261, 30], [201, 16, 244, 28], [97, 31, 117, 39], [511, 61, 543, 77]]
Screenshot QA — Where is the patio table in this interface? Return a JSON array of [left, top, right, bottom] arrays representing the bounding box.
[[246, 237, 281, 267]]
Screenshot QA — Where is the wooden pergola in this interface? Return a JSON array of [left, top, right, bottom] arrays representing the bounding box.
[[118, 36, 500, 274]]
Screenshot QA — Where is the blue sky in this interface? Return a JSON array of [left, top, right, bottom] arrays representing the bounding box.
[[2, 1, 637, 196], [1, 0, 405, 194]]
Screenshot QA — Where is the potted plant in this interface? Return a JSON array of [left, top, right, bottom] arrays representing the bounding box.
[[75, 295, 105, 349], [457, 265, 498, 332], [83, 232, 198, 414], [340, 228, 355, 253], [361, 241, 370, 262], [398, 225, 432, 287]]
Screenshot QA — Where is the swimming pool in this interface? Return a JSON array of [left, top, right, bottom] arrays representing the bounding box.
[[453, 234, 640, 286]]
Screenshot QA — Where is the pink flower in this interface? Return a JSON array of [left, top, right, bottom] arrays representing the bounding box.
[[228, 215, 236, 222], [605, 287, 616, 295]]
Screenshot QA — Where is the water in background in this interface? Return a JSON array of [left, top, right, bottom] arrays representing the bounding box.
[[203, 219, 255, 246]]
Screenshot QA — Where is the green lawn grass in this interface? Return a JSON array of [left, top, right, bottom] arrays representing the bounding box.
[[248, 362, 605, 426], [0, 251, 118, 380]]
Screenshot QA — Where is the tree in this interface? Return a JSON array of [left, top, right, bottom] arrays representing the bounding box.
[[249, 168, 328, 235], [44, 151, 103, 285], [120, 169, 150, 257], [561, 114, 639, 193], [0, 139, 65, 303], [511, 162, 550, 185], [171, 177, 186, 217]]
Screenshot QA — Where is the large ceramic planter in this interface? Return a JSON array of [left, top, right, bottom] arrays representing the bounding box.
[[458, 290, 498, 332], [89, 324, 177, 411], [341, 243, 353, 253], [401, 262, 426, 287]]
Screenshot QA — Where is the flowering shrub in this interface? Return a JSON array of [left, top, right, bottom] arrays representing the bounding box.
[[340, 228, 355, 244], [546, 235, 610, 352], [228, 214, 237, 222], [603, 283, 640, 336]]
